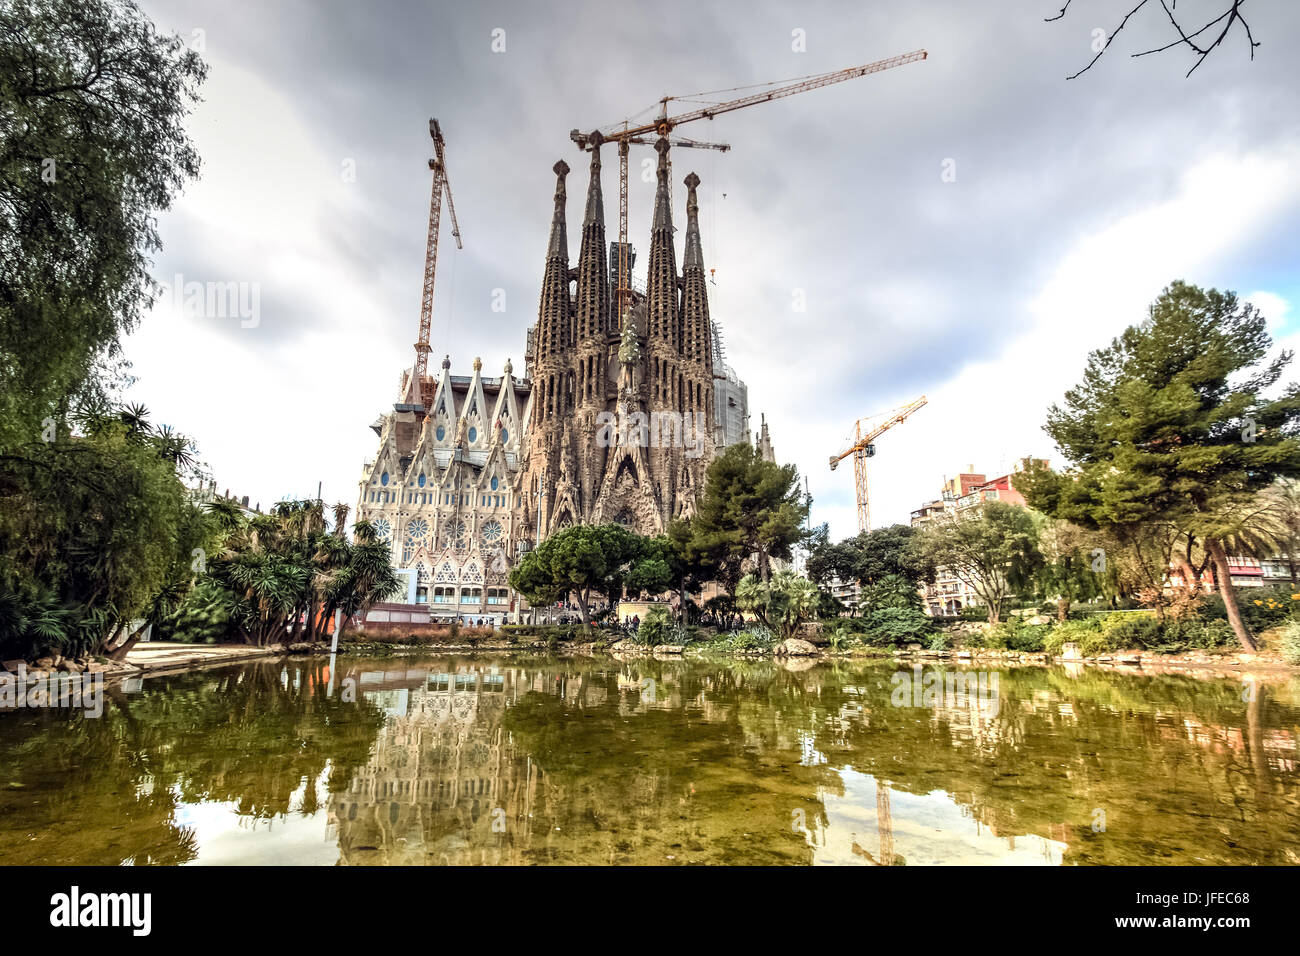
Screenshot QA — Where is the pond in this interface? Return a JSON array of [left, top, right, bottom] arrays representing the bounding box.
[[1, 653, 1297, 865]]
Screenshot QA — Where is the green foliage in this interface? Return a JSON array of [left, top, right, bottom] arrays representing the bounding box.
[[807, 524, 933, 592], [1201, 585, 1300, 630], [1022, 282, 1300, 650], [927, 631, 951, 652], [859, 606, 932, 647], [700, 625, 778, 652], [0, 409, 211, 659], [0, 0, 207, 446], [161, 578, 235, 644], [634, 606, 673, 646], [690, 442, 809, 592], [201, 500, 401, 647], [1280, 622, 1300, 665], [918, 501, 1042, 623], [509, 523, 664, 625], [734, 570, 820, 639]]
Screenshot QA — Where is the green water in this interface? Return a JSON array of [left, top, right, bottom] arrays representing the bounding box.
[[1, 653, 1298, 865]]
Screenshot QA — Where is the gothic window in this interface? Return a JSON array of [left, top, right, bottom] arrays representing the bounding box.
[[436, 426, 446, 441], [468, 426, 478, 443], [434, 561, 457, 584], [481, 520, 503, 547], [462, 563, 484, 585], [403, 518, 431, 564], [418, 473, 427, 488], [380, 471, 389, 486], [372, 516, 392, 541], [416, 564, 430, 585], [444, 518, 467, 549], [490, 476, 499, 491]]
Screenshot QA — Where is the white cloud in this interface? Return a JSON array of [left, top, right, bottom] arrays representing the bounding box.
[[827, 149, 1300, 538]]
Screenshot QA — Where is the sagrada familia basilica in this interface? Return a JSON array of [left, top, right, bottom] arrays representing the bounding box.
[[356, 137, 773, 621]]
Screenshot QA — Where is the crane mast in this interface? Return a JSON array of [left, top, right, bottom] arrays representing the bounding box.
[[831, 395, 928, 533], [571, 48, 928, 322], [413, 118, 462, 411]]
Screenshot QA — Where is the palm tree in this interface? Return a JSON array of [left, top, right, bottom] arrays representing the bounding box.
[[1192, 490, 1290, 651]]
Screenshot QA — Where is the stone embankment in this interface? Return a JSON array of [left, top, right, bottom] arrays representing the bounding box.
[[1, 641, 337, 684]]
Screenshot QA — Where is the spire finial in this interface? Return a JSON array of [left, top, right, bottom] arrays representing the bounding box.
[[652, 137, 672, 232], [583, 137, 604, 227], [547, 160, 570, 260], [683, 171, 703, 270]]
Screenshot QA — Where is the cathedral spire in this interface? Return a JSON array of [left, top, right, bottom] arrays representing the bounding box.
[[575, 141, 609, 348], [683, 171, 703, 271], [535, 160, 571, 369], [679, 171, 712, 367], [652, 137, 672, 232], [547, 159, 570, 260], [645, 137, 679, 350], [583, 134, 604, 226]]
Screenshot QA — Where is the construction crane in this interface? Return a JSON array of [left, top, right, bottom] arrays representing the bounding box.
[[571, 48, 928, 320], [830, 395, 928, 533], [412, 118, 462, 410]]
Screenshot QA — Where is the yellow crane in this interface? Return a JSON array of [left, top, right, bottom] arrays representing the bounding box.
[[830, 396, 927, 533], [569, 49, 928, 319], [412, 118, 462, 410]]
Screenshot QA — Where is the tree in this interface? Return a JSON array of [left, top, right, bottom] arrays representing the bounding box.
[[919, 502, 1042, 624], [808, 523, 934, 615], [508, 523, 663, 628], [192, 501, 399, 647], [1022, 282, 1300, 649], [0, 408, 211, 659], [656, 518, 714, 622], [1033, 516, 1105, 621], [1045, 1, 1259, 80], [735, 570, 820, 639], [0, 0, 207, 448], [690, 442, 809, 591]]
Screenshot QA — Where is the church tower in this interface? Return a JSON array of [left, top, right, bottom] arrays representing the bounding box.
[[517, 139, 716, 543]]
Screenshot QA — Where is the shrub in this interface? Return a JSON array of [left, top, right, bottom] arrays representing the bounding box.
[[162, 578, 237, 644], [634, 606, 673, 646], [1280, 622, 1300, 665], [1200, 586, 1300, 630], [959, 606, 988, 622], [927, 631, 950, 652], [860, 606, 932, 646], [1043, 618, 1105, 656], [703, 625, 777, 652]]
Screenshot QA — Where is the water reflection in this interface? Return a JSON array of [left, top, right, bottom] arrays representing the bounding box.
[[1, 654, 1298, 865]]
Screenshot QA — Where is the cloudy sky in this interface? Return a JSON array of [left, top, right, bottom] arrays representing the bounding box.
[[125, 0, 1300, 540]]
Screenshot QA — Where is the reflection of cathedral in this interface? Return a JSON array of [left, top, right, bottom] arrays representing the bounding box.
[[329, 663, 535, 865]]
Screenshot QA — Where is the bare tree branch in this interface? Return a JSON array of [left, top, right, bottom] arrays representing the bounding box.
[[1049, 0, 1260, 79]]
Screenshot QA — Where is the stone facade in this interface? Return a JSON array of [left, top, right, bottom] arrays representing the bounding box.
[[358, 137, 742, 619], [519, 138, 717, 539], [356, 356, 531, 623]]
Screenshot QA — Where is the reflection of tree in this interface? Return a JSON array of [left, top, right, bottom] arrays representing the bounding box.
[[802, 663, 1300, 865], [0, 658, 385, 864], [3, 655, 1297, 865]]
